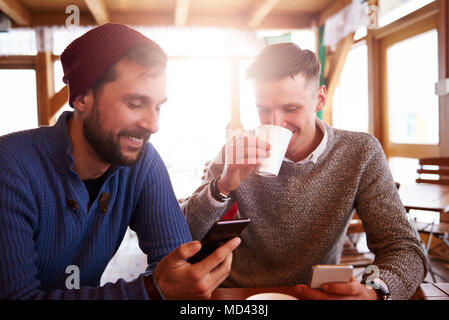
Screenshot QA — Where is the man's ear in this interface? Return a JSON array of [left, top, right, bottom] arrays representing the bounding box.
[[316, 85, 327, 112], [72, 90, 93, 112]]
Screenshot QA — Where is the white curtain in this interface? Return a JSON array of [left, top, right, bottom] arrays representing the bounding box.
[[0, 28, 37, 55], [323, 0, 369, 51], [0, 25, 264, 57]]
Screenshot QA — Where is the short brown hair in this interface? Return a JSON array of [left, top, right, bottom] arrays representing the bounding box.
[[245, 42, 320, 87]]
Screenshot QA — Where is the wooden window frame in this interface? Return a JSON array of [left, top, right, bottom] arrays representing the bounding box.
[[379, 15, 439, 159], [367, 0, 444, 159]]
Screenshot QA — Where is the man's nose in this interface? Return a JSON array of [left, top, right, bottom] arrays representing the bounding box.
[[271, 111, 287, 128], [137, 106, 159, 134]]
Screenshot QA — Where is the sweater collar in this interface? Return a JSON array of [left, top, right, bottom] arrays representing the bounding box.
[[45, 111, 76, 173]]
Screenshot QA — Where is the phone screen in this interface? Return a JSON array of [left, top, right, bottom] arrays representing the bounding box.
[[187, 218, 250, 264]]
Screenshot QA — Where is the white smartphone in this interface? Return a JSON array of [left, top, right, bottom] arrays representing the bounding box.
[[309, 265, 354, 289]]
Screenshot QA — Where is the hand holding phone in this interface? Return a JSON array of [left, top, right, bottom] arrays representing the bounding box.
[[309, 265, 354, 289], [187, 218, 250, 264]]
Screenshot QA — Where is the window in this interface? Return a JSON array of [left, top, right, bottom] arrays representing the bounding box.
[[240, 59, 258, 131], [380, 13, 439, 159], [386, 29, 439, 145], [0, 69, 38, 136], [378, 0, 435, 28], [332, 43, 369, 133], [0, 28, 36, 55], [150, 58, 231, 199]]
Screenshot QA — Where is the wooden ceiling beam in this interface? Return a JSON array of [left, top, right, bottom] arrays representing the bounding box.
[[0, 0, 31, 26], [30, 12, 95, 27], [84, 0, 109, 25], [248, 0, 280, 28], [258, 12, 314, 29], [174, 0, 190, 26], [27, 11, 314, 30], [112, 12, 314, 29]]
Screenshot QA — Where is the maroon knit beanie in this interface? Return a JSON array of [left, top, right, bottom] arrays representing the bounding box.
[[61, 23, 158, 107]]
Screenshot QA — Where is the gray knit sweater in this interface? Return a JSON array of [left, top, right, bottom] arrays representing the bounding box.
[[181, 124, 428, 300]]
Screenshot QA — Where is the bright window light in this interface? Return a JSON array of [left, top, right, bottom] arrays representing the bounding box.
[[150, 58, 231, 199], [0, 69, 38, 136], [332, 43, 369, 133], [387, 29, 439, 145], [379, 0, 435, 27]]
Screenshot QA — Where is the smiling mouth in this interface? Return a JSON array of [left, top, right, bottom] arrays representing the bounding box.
[[122, 135, 145, 148], [126, 135, 143, 142]]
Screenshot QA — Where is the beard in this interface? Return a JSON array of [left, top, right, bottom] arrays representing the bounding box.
[[83, 99, 150, 166]]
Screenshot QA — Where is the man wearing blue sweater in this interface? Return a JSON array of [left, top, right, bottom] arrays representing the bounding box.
[[0, 23, 240, 300]]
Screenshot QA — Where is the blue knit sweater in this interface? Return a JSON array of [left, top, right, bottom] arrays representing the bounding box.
[[0, 112, 192, 299]]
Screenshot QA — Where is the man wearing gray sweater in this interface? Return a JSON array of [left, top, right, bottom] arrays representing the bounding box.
[[181, 43, 428, 300]]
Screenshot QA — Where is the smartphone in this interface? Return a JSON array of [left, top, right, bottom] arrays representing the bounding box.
[[309, 265, 354, 289], [187, 218, 251, 264]]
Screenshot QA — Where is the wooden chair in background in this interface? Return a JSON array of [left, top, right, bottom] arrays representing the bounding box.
[[416, 157, 449, 186], [412, 157, 449, 267]]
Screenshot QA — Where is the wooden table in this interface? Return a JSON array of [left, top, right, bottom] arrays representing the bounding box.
[[212, 284, 449, 300], [398, 183, 449, 217], [412, 283, 449, 300]]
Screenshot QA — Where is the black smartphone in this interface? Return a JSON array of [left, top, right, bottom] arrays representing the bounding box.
[[187, 218, 251, 264]]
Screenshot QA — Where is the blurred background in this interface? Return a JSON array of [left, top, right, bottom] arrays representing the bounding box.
[[0, 0, 447, 284]]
